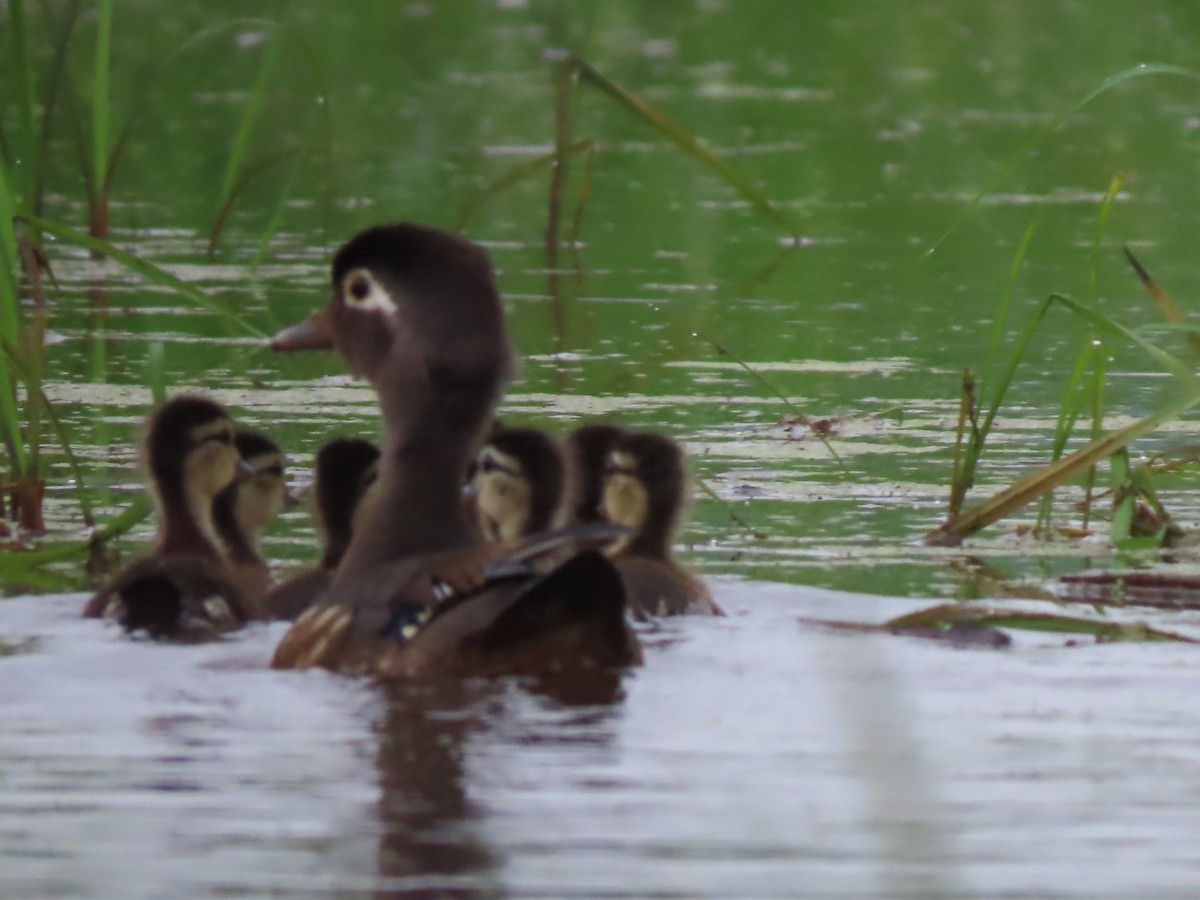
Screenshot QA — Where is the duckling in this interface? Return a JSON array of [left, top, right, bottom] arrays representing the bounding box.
[[560, 423, 624, 527], [468, 426, 564, 542], [258, 436, 380, 621], [82, 395, 253, 638], [211, 429, 296, 615], [599, 430, 723, 618], [269, 222, 641, 676]]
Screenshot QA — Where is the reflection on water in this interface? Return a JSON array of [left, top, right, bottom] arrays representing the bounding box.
[[3, 585, 1200, 897]]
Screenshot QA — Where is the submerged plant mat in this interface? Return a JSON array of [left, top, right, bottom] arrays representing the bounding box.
[[800, 602, 1200, 644], [1060, 570, 1200, 610]]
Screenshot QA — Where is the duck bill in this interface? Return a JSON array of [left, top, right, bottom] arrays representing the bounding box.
[[232, 458, 257, 485], [270, 305, 334, 352]]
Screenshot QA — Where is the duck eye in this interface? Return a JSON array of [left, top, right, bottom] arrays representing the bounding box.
[[348, 275, 370, 301]]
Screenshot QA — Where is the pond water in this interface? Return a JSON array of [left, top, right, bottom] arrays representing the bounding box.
[[6, 584, 1200, 898], [7, 1, 1200, 895]]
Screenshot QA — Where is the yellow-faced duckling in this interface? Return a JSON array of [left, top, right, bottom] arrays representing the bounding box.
[[600, 430, 723, 618], [560, 423, 624, 527], [83, 395, 254, 638], [468, 425, 564, 542], [259, 436, 380, 621], [211, 429, 296, 616], [268, 222, 641, 676]]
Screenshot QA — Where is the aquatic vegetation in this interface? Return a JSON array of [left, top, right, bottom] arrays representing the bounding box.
[[0, 2, 291, 538]]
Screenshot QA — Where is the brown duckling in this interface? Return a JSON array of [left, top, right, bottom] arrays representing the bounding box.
[[560, 423, 624, 527], [600, 430, 723, 618], [258, 436, 380, 621], [468, 425, 564, 542], [211, 429, 295, 613], [83, 395, 254, 638], [268, 222, 641, 676]]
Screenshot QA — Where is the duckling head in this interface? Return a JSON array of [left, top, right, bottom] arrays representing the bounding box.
[[231, 430, 294, 535], [146, 395, 244, 503], [312, 436, 380, 562], [562, 423, 625, 526], [599, 431, 687, 557], [470, 427, 564, 541]]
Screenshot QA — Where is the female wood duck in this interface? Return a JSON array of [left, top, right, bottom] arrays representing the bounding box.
[[268, 223, 641, 676], [259, 436, 380, 621], [599, 429, 724, 618], [468, 425, 564, 542], [211, 429, 296, 616], [83, 395, 255, 638]]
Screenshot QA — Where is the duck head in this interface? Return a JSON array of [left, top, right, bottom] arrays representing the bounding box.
[[599, 430, 687, 558], [146, 395, 247, 505], [312, 436, 381, 567], [562, 423, 625, 526], [469, 426, 564, 542], [271, 224, 515, 448], [235, 430, 295, 532]]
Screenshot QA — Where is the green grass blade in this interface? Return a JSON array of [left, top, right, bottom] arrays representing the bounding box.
[[0, 164, 27, 474], [977, 293, 1053, 447], [568, 54, 798, 237], [697, 332, 848, 474], [32, 0, 84, 214], [929, 295, 1200, 544], [147, 341, 166, 405], [0, 334, 94, 523], [454, 139, 595, 232], [5, 0, 38, 207], [0, 493, 152, 576], [208, 146, 300, 256], [93, 0, 114, 193], [212, 14, 289, 242], [1036, 339, 1098, 531], [982, 216, 1037, 389], [17, 215, 266, 337], [927, 381, 1200, 546], [1089, 174, 1123, 298], [1049, 293, 1198, 387], [927, 64, 1200, 255]]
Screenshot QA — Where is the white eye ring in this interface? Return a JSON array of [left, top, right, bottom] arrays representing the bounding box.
[[341, 269, 396, 312]]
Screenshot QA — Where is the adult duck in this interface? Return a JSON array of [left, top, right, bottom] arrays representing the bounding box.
[[269, 223, 641, 676]]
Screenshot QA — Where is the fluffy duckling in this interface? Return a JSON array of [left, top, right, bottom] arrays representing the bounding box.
[[468, 426, 564, 542], [269, 223, 641, 676], [211, 429, 295, 615], [560, 423, 624, 527], [83, 395, 253, 638], [600, 430, 723, 618], [259, 436, 380, 621]]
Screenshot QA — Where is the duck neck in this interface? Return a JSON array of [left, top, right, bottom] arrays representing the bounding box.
[[333, 429, 478, 576], [212, 490, 262, 566], [155, 477, 223, 560]]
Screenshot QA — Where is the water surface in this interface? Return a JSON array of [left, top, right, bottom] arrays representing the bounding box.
[[5, 583, 1200, 898]]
